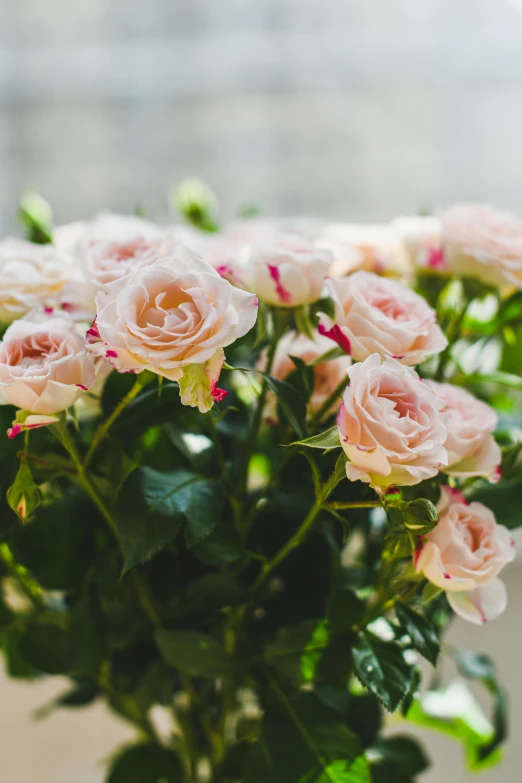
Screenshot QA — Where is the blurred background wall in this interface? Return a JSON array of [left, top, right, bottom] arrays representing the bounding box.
[[0, 1, 521, 781], [2, 0, 522, 231]]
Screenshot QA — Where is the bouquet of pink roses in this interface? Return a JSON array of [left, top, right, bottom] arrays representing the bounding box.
[[1, 187, 521, 782]]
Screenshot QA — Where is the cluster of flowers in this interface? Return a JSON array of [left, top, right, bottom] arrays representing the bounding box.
[[0, 203, 517, 626]]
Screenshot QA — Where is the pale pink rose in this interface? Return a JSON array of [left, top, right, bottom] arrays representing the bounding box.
[[0, 311, 102, 432], [0, 239, 83, 324], [426, 381, 501, 481], [442, 203, 522, 289], [248, 234, 331, 308], [55, 212, 181, 292], [258, 330, 351, 420], [319, 271, 447, 365], [317, 223, 409, 278], [88, 247, 258, 412], [416, 486, 515, 625], [391, 216, 446, 271], [200, 219, 282, 289], [336, 354, 447, 490]]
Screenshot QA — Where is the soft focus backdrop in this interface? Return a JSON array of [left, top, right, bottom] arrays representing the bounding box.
[[0, 1, 521, 781]]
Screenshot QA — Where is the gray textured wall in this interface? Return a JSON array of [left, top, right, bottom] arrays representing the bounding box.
[[0, 2, 522, 781], [2, 0, 522, 231]]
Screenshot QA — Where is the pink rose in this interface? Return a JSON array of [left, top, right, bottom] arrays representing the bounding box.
[[0, 311, 102, 432], [317, 223, 409, 278], [416, 486, 515, 625], [426, 381, 501, 481], [88, 248, 257, 412], [319, 271, 447, 365], [442, 203, 522, 289], [248, 234, 331, 308], [337, 354, 447, 490], [56, 212, 180, 292], [259, 330, 351, 420], [0, 239, 83, 324]]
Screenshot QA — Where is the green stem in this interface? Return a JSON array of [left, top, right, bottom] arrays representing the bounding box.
[[325, 500, 381, 511], [309, 375, 348, 429], [84, 372, 153, 469], [237, 311, 287, 530], [0, 543, 46, 610], [251, 472, 337, 596], [434, 298, 472, 381]]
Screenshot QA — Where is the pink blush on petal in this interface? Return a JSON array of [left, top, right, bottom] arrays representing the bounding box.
[[318, 323, 351, 355], [211, 383, 228, 403], [7, 424, 21, 439], [267, 264, 291, 304]]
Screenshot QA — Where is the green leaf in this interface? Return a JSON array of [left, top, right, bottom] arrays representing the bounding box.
[[402, 499, 438, 535], [19, 622, 73, 675], [452, 650, 507, 761], [327, 586, 365, 635], [351, 632, 414, 712], [468, 476, 522, 529], [9, 493, 97, 591], [287, 355, 315, 403], [265, 375, 308, 439], [6, 461, 41, 523], [255, 689, 370, 783], [290, 427, 341, 451], [405, 682, 502, 771], [107, 742, 184, 783], [18, 190, 53, 244], [264, 620, 330, 684], [155, 629, 237, 677], [395, 603, 440, 666], [116, 467, 224, 572], [370, 735, 429, 783]]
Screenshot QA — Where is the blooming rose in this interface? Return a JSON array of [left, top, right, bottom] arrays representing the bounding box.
[[0, 310, 103, 435], [426, 381, 501, 481], [317, 223, 409, 278], [319, 271, 447, 365], [336, 354, 447, 490], [0, 239, 83, 324], [247, 234, 331, 307], [391, 216, 445, 270], [442, 203, 522, 289], [88, 248, 258, 412], [55, 212, 180, 292], [259, 330, 351, 420], [415, 486, 515, 624]]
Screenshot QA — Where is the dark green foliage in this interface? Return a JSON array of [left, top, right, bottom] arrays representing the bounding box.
[[395, 602, 440, 666], [107, 743, 184, 782], [351, 632, 415, 712]]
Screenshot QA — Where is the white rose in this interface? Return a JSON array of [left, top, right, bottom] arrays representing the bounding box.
[[247, 234, 331, 307], [442, 203, 522, 288], [337, 354, 447, 490], [88, 248, 258, 412], [0, 310, 103, 435], [0, 239, 82, 324], [426, 381, 501, 481], [319, 271, 447, 365]]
